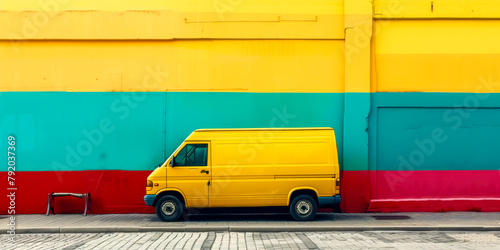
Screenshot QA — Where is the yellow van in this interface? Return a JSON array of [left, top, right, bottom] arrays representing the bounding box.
[[144, 128, 340, 221]]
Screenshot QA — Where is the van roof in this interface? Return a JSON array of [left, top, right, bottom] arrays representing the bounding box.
[[195, 127, 333, 132]]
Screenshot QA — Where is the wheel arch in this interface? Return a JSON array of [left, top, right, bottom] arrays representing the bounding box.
[[153, 188, 187, 207], [287, 187, 319, 206]]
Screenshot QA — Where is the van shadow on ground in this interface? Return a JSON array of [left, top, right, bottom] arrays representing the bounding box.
[[149, 207, 336, 222], [181, 213, 335, 222]]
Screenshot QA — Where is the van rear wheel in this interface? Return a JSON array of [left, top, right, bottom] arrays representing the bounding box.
[[156, 195, 183, 222], [290, 195, 317, 221]]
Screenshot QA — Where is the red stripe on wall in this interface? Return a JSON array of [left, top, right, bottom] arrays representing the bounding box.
[[340, 171, 371, 212], [372, 170, 500, 199], [3, 170, 500, 214], [341, 170, 500, 212], [368, 199, 500, 212], [1, 170, 155, 214]]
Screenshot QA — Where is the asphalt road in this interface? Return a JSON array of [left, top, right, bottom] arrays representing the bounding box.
[[3, 231, 500, 250]]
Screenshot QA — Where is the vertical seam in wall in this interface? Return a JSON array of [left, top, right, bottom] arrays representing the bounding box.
[[163, 92, 167, 160], [344, 0, 374, 212], [372, 105, 379, 199]]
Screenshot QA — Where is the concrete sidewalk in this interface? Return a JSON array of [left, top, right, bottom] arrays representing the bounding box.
[[3, 212, 500, 234]]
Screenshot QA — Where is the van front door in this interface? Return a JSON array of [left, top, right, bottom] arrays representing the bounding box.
[[166, 141, 211, 208]]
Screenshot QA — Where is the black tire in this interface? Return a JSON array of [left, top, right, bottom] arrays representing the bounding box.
[[290, 194, 317, 221], [155, 195, 184, 222]]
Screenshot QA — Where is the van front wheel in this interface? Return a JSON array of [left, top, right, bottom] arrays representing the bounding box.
[[290, 195, 317, 221], [156, 195, 183, 222]]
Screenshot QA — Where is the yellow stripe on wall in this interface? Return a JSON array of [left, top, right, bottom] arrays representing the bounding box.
[[374, 20, 500, 54], [0, 0, 343, 13], [0, 11, 344, 40], [372, 20, 500, 93], [0, 0, 344, 40], [0, 40, 345, 93], [374, 0, 500, 19], [373, 54, 500, 93]]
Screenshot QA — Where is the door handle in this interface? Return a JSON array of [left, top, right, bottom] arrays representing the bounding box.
[[200, 170, 209, 174]]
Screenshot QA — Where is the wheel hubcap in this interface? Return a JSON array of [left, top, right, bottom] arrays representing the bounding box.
[[296, 200, 312, 216], [161, 201, 177, 216]]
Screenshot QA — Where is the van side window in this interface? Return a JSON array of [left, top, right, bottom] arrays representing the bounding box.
[[174, 144, 208, 166]]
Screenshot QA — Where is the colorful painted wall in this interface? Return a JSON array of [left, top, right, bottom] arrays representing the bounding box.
[[1, 0, 500, 214]]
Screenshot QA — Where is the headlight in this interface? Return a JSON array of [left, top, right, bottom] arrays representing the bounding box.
[[146, 180, 153, 191]]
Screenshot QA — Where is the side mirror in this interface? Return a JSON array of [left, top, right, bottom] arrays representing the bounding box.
[[169, 156, 175, 167]]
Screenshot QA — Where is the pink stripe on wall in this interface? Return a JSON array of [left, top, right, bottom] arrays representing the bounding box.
[[342, 170, 500, 212]]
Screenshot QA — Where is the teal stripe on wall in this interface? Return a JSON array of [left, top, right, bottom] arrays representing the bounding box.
[[343, 92, 370, 172], [4, 91, 498, 172], [0, 92, 345, 172], [0, 92, 166, 172], [164, 92, 345, 162], [370, 92, 500, 171]]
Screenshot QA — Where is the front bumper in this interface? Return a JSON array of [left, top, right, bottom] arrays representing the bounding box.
[[318, 195, 341, 206], [144, 194, 157, 206]]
